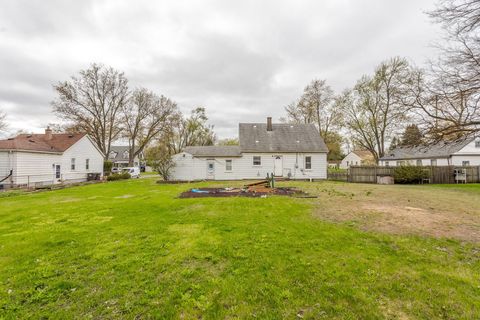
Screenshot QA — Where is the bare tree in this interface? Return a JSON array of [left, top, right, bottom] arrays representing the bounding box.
[[0, 110, 7, 132], [404, 69, 480, 139], [412, 0, 480, 137], [167, 107, 216, 154], [52, 64, 129, 158], [338, 57, 412, 161], [284, 79, 341, 140], [122, 88, 179, 166], [429, 0, 480, 35]]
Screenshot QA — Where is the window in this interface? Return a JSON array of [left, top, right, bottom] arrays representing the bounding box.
[[123, 151, 129, 159], [71, 158, 76, 170], [55, 165, 61, 179], [253, 156, 261, 166], [462, 161, 470, 166], [225, 159, 232, 171], [346, 161, 349, 166], [86, 159, 90, 170], [385, 161, 389, 167], [305, 156, 312, 169], [476, 140, 480, 148], [416, 159, 422, 166], [431, 159, 437, 166], [207, 162, 214, 172], [396, 161, 405, 166]]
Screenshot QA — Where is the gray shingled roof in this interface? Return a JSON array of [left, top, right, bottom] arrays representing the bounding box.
[[239, 123, 328, 153], [380, 136, 476, 160], [184, 146, 242, 157], [108, 146, 130, 161]]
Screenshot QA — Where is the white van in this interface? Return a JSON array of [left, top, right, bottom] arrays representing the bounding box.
[[122, 167, 141, 178]]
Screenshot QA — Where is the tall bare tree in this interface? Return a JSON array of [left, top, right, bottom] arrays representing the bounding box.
[[284, 79, 341, 140], [122, 88, 179, 166], [167, 107, 216, 154], [412, 0, 480, 137], [52, 64, 129, 158], [0, 110, 7, 132], [338, 57, 412, 161]]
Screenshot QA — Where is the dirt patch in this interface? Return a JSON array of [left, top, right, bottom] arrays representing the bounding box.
[[308, 182, 480, 242], [179, 187, 306, 198], [362, 204, 480, 242]]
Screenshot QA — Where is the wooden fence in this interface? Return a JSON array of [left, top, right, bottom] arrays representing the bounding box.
[[327, 166, 480, 184]]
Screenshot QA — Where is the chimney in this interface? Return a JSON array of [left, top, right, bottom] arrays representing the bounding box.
[[267, 117, 272, 131], [45, 126, 53, 140]]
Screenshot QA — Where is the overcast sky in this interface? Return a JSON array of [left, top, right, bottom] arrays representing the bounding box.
[[0, 0, 441, 139]]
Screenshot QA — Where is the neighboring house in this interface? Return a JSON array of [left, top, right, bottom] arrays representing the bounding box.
[[340, 150, 375, 169], [108, 146, 143, 168], [0, 128, 104, 188], [379, 136, 480, 167], [171, 117, 328, 180]]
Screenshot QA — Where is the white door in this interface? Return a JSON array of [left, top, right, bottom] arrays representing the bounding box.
[[206, 160, 215, 180], [274, 156, 283, 176], [54, 164, 61, 184]]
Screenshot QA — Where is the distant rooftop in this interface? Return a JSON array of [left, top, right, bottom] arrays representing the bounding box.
[[380, 136, 476, 160]]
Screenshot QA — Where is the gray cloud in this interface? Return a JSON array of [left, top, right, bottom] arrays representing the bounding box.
[[0, 0, 441, 138]]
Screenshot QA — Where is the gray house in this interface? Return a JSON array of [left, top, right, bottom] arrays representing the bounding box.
[[108, 146, 143, 169], [379, 136, 480, 167], [171, 117, 329, 180]]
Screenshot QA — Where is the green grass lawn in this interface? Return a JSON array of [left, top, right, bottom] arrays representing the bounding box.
[[0, 179, 479, 319]]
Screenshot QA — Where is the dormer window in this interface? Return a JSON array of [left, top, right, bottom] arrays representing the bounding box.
[[109, 151, 118, 158], [123, 151, 129, 159]]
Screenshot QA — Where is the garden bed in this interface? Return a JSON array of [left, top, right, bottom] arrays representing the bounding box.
[[179, 186, 308, 198]]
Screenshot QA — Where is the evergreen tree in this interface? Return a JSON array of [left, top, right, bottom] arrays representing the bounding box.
[[399, 124, 423, 147]]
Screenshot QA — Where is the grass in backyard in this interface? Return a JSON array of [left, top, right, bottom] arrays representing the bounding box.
[[0, 179, 479, 319]]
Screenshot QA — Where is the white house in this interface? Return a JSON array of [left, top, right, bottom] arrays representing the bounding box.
[[0, 128, 104, 188], [340, 150, 375, 169], [108, 146, 143, 168], [171, 118, 329, 180], [379, 136, 480, 167]]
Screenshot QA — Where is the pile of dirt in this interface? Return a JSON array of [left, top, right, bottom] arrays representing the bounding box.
[[179, 187, 306, 198]]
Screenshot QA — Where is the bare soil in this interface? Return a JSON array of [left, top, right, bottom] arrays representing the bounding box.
[[296, 182, 480, 242], [179, 187, 303, 198]]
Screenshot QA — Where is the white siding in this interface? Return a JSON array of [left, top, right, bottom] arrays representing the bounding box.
[[1, 135, 104, 186], [14, 152, 62, 185], [0, 151, 16, 184], [61, 136, 104, 182], [380, 158, 450, 167], [171, 152, 327, 180], [451, 155, 480, 166], [340, 152, 362, 169]]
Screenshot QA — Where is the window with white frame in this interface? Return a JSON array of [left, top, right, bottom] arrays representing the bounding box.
[[71, 158, 76, 170], [397, 160, 405, 166], [385, 161, 389, 167], [462, 161, 470, 166], [253, 156, 261, 166], [305, 156, 312, 169], [431, 159, 437, 166], [123, 151, 129, 159], [86, 159, 90, 170], [225, 159, 232, 171], [416, 159, 422, 166]]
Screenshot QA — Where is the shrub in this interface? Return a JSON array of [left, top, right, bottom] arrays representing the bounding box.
[[107, 172, 131, 181], [103, 161, 113, 176], [393, 166, 429, 184]]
